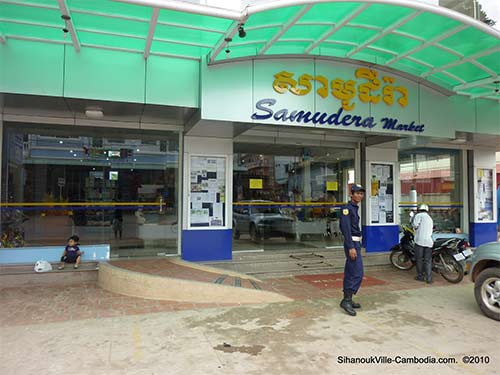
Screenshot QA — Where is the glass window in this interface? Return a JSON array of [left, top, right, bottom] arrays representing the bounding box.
[[1, 124, 180, 257], [233, 144, 355, 252], [399, 149, 462, 233]]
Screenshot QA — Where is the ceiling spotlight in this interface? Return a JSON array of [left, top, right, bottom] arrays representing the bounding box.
[[85, 107, 104, 119], [62, 28, 69, 33], [238, 24, 246, 38]]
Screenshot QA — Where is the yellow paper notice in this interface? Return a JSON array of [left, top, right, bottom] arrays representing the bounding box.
[[249, 179, 263, 189], [327, 181, 338, 191]]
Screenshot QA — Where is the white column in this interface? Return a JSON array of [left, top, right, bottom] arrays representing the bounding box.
[[362, 146, 400, 252], [363, 147, 399, 226], [181, 134, 234, 261], [468, 149, 497, 246], [183, 136, 233, 230]]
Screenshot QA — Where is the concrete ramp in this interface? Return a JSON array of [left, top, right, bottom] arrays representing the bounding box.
[[98, 262, 292, 304]]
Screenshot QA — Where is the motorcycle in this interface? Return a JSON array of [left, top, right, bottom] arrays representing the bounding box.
[[389, 225, 471, 283]]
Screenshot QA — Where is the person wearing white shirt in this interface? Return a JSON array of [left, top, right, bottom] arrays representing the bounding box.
[[412, 204, 434, 284]]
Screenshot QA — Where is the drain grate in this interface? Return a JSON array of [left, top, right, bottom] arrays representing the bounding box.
[[249, 280, 262, 290], [289, 252, 325, 260], [290, 253, 333, 269], [214, 275, 228, 284]]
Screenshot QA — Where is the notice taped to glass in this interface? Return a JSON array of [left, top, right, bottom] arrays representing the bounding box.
[[190, 156, 226, 228], [476, 168, 493, 221], [370, 163, 394, 224]]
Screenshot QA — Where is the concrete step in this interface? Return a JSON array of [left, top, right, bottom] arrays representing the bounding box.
[[203, 251, 392, 279], [0, 262, 99, 287], [0, 262, 99, 274]]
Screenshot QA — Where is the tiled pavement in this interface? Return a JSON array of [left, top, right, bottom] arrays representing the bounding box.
[[0, 259, 468, 327]]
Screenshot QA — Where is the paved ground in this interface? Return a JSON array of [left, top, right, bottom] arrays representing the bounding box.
[[1, 272, 498, 375], [1, 267, 455, 326]]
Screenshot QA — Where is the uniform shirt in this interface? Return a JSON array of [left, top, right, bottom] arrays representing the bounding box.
[[340, 201, 362, 249], [412, 212, 434, 248]]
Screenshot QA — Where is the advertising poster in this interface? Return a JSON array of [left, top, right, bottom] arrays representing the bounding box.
[[370, 163, 394, 224], [190, 156, 226, 228]]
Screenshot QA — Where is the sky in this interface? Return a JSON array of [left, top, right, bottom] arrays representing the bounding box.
[[478, 0, 500, 30], [203, 0, 499, 30]]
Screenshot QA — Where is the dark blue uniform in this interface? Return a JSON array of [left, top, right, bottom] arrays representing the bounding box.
[[339, 201, 364, 294]]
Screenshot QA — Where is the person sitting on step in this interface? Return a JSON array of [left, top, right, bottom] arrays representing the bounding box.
[[57, 235, 82, 270]]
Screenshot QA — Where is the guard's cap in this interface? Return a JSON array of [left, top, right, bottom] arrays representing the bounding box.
[[351, 184, 365, 193]]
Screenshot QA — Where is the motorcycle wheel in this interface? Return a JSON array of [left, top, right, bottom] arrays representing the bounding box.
[[438, 253, 464, 283], [390, 248, 414, 270]]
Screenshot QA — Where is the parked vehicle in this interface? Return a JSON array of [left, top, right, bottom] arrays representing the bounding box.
[[466, 242, 500, 321], [233, 201, 295, 242], [389, 225, 470, 283]]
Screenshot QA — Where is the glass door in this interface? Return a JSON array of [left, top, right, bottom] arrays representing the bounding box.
[[233, 144, 354, 252]]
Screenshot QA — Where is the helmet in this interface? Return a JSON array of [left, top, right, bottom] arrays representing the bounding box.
[[418, 204, 429, 212]]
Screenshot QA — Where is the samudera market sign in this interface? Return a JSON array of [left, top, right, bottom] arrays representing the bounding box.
[[251, 68, 425, 133]]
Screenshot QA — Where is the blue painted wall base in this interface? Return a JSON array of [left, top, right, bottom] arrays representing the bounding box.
[[362, 225, 399, 252], [469, 222, 497, 247], [182, 229, 232, 261], [0, 245, 110, 264]]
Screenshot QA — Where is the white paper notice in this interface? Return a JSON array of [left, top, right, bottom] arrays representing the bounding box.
[[191, 192, 203, 203], [192, 157, 206, 171], [379, 197, 386, 210], [207, 180, 217, 191], [213, 203, 223, 222], [209, 191, 217, 202], [382, 165, 390, 181], [386, 194, 393, 212], [191, 209, 209, 224], [206, 158, 217, 172], [370, 196, 379, 223], [385, 194, 393, 212], [379, 211, 387, 224]]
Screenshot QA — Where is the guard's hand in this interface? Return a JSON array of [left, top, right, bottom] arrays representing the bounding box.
[[349, 248, 357, 260]]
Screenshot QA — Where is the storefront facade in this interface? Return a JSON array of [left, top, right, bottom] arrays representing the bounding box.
[[1, 0, 498, 262]]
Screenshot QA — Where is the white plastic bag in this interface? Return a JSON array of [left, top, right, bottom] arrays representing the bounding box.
[[34, 260, 53, 273]]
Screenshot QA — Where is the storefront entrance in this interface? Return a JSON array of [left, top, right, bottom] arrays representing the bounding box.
[[232, 143, 355, 252]]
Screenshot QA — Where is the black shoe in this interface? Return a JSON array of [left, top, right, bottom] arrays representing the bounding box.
[[340, 299, 357, 316], [426, 279, 433, 284], [414, 276, 424, 282], [351, 300, 361, 309]]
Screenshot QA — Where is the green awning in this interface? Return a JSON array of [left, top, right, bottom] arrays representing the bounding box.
[[1, 0, 499, 101]]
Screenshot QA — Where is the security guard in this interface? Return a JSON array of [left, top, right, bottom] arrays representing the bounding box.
[[339, 184, 365, 316]]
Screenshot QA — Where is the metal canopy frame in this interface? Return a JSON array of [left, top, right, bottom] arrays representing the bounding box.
[[0, 0, 499, 101], [56, 0, 79, 52]]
